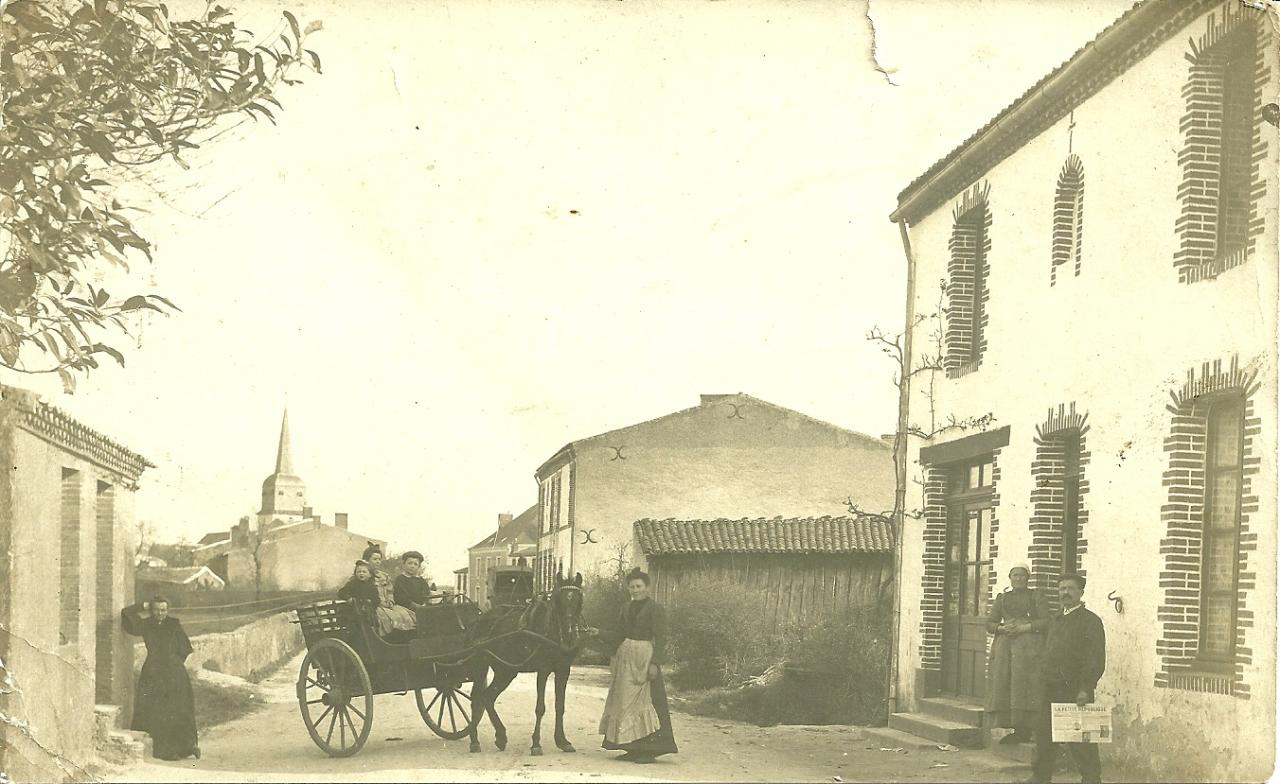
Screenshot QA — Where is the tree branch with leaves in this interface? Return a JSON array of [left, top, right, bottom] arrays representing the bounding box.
[[0, 0, 322, 390]]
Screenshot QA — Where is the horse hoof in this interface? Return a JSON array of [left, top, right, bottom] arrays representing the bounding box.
[[495, 737, 507, 751], [558, 743, 577, 753], [469, 743, 481, 754], [530, 747, 543, 757]]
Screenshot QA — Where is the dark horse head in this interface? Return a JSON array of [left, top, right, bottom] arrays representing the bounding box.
[[551, 572, 584, 650]]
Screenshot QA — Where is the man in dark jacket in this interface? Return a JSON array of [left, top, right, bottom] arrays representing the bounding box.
[[1030, 573, 1105, 784]]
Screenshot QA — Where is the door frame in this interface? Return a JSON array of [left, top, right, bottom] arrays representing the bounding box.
[[940, 456, 995, 698]]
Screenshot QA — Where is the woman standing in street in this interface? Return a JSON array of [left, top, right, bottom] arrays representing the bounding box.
[[594, 567, 679, 764], [121, 597, 199, 761], [985, 563, 1050, 744]]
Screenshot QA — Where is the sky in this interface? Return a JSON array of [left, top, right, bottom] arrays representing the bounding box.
[[2, 0, 1139, 578]]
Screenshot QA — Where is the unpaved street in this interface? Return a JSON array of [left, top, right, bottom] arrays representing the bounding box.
[[105, 655, 1025, 783]]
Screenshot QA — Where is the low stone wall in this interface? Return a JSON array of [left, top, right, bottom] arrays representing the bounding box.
[[134, 611, 303, 683]]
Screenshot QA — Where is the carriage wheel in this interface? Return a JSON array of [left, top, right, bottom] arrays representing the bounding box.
[[297, 638, 374, 757], [415, 676, 481, 740]]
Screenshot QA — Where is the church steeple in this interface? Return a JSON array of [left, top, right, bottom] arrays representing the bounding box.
[[260, 407, 307, 516], [275, 408, 295, 475]]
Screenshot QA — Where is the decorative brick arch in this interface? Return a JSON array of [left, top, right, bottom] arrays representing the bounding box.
[[1173, 4, 1270, 284], [944, 182, 993, 378], [1050, 155, 1084, 285], [1026, 403, 1091, 611], [1155, 356, 1262, 697]]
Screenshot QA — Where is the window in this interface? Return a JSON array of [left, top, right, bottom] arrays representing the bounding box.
[[538, 481, 547, 534], [60, 468, 81, 646], [1215, 34, 1255, 261], [1060, 430, 1082, 576], [1051, 155, 1084, 284], [944, 184, 992, 376], [1199, 395, 1244, 663], [550, 475, 562, 529]]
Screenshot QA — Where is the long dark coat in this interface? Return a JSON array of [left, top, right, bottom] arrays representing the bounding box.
[[121, 604, 198, 760]]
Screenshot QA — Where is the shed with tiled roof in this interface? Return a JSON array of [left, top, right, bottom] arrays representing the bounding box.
[[633, 515, 892, 633]]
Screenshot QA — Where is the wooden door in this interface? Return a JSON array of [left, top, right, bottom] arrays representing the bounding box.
[[941, 459, 994, 699]]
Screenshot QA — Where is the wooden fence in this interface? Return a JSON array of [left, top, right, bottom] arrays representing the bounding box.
[[648, 552, 889, 633]]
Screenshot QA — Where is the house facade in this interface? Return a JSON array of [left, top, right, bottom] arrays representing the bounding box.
[[0, 385, 151, 782], [467, 506, 537, 607], [888, 2, 1276, 780], [532, 393, 895, 588]]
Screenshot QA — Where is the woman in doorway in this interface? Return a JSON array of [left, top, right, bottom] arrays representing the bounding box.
[[362, 543, 416, 637], [121, 597, 199, 761], [985, 563, 1050, 744], [593, 567, 678, 764]]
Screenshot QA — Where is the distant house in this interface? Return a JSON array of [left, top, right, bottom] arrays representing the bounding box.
[[532, 393, 895, 587], [136, 555, 168, 568], [635, 516, 893, 632], [467, 505, 538, 607], [453, 567, 469, 597], [191, 409, 383, 592], [0, 385, 151, 782], [135, 565, 226, 604]]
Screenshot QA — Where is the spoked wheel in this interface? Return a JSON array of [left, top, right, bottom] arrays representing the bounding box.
[[297, 638, 374, 757], [415, 675, 481, 740]]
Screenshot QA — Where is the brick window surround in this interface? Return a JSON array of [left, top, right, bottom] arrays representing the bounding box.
[[1050, 155, 1084, 286], [1173, 5, 1270, 284], [1027, 403, 1091, 612], [944, 182, 992, 379], [59, 467, 81, 646], [1155, 356, 1262, 698], [917, 443, 1003, 673]]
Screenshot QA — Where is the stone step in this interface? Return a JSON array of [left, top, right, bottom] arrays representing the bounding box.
[[888, 712, 986, 749], [917, 696, 985, 727], [862, 725, 950, 751], [93, 704, 123, 740]]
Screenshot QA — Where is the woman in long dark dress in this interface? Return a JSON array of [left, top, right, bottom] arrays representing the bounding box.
[[121, 597, 199, 761], [985, 563, 1050, 744], [594, 568, 678, 764]]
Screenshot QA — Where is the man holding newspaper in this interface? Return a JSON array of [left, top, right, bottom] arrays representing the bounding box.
[[1028, 573, 1106, 784]]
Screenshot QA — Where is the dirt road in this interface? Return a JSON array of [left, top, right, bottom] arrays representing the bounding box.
[[105, 654, 1025, 783]]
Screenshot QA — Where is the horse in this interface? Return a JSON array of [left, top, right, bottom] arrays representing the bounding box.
[[465, 572, 585, 756]]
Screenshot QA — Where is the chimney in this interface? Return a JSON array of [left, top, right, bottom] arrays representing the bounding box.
[[334, 513, 348, 530], [498, 513, 514, 528], [232, 516, 250, 547], [302, 506, 314, 518], [700, 394, 734, 406]]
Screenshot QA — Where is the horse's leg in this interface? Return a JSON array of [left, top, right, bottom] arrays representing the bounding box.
[[469, 663, 488, 753], [553, 657, 575, 753], [530, 669, 549, 756], [485, 666, 518, 752]]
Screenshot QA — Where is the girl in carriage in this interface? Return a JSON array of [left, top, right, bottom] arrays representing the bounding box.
[[362, 543, 417, 638], [337, 560, 381, 628]]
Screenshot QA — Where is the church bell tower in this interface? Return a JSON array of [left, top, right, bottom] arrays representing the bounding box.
[[259, 408, 308, 517]]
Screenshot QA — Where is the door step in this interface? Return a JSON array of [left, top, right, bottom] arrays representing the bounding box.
[[863, 726, 949, 751], [887, 712, 986, 748], [917, 696, 985, 726]]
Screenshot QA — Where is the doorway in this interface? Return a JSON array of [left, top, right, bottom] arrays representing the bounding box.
[[940, 457, 994, 700]]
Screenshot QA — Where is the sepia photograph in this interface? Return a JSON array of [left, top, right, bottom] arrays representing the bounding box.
[[0, 0, 1276, 782]]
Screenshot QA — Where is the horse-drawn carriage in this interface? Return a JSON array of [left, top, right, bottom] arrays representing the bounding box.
[[489, 562, 534, 608], [293, 594, 484, 756], [292, 573, 585, 758]]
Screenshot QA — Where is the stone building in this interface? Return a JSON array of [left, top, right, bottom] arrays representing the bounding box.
[[193, 409, 382, 592], [0, 385, 150, 781], [466, 505, 538, 607], [884, 2, 1276, 780], [532, 392, 894, 587]]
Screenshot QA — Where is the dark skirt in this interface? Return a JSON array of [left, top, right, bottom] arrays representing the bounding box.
[[132, 656, 198, 760], [601, 666, 679, 757]]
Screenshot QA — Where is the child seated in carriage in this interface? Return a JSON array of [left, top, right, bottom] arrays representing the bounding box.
[[337, 560, 381, 628], [363, 543, 417, 640]]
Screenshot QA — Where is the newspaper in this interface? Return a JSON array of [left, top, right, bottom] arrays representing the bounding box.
[[1050, 703, 1112, 744]]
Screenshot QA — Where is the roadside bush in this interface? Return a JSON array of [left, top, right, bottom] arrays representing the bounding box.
[[576, 572, 629, 666], [776, 606, 891, 725], [665, 577, 781, 690]]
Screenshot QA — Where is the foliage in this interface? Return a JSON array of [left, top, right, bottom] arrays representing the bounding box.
[[147, 539, 196, 567], [665, 576, 781, 690], [576, 571, 629, 665], [0, 0, 321, 390]]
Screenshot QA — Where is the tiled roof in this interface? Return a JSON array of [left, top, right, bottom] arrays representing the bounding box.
[[470, 503, 539, 552], [198, 531, 230, 545], [892, 0, 1214, 224], [634, 516, 894, 556]]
